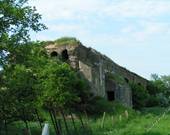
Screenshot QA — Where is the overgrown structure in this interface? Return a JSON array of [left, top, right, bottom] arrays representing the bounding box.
[[45, 38, 148, 107]]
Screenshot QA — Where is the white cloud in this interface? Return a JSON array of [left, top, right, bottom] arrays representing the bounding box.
[[104, 0, 170, 18], [30, 0, 170, 21], [134, 24, 166, 41], [29, 0, 106, 21], [29, 0, 170, 44], [121, 22, 170, 41], [49, 24, 81, 32], [28, 0, 170, 79]]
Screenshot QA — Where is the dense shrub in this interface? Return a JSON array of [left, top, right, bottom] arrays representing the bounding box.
[[146, 96, 160, 107], [85, 97, 115, 115], [130, 83, 149, 109], [84, 96, 134, 117], [156, 93, 169, 107], [148, 74, 170, 107], [147, 82, 159, 96]]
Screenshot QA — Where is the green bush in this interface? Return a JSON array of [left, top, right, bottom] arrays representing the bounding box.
[[130, 83, 149, 109], [147, 76, 170, 107], [146, 82, 159, 96], [55, 37, 80, 46], [85, 97, 115, 115], [146, 96, 160, 107], [156, 93, 169, 107], [84, 97, 133, 117]]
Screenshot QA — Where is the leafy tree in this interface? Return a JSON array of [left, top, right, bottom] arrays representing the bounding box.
[[147, 82, 159, 96], [130, 82, 149, 109], [0, 84, 16, 133], [0, 42, 48, 132], [0, 0, 46, 65], [151, 74, 170, 106], [41, 61, 81, 110], [160, 75, 170, 89], [38, 59, 90, 135], [2, 64, 41, 129], [151, 76, 166, 93]]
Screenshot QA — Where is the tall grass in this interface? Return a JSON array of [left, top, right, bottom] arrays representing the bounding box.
[[1, 103, 170, 135]]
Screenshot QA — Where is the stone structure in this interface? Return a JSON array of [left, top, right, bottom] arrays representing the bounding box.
[[45, 40, 148, 107]]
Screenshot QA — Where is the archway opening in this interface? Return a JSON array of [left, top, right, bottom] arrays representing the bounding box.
[[62, 49, 69, 61], [124, 77, 129, 83], [51, 51, 58, 57], [138, 83, 142, 86], [107, 91, 115, 101], [105, 74, 116, 101]]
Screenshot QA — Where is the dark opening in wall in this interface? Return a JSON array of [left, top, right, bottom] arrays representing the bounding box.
[[107, 91, 115, 101], [124, 78, 129, 83], [51, 51, 58, 57], [138, 83, 141, 86], [62, 49, 69, 61]]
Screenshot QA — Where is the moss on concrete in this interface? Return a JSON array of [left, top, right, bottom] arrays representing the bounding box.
[[41, 37, 81, 47], [54, 37, 81, 46]]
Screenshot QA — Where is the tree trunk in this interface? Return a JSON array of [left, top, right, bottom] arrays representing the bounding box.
[[4, 119, 8, 135], [24, 120, 29, 130], [22, 109, 31, 135], [58, 119, 62, 135], [22, 109, 29, 130], [49, 110, 58, 135], [0, 120, 2, 134], [78, 114, 85, 129], [53, 109, 61, 135], [70, 112, 77, 135], [35, 109, 42, 129], [60, 109, 69, 135]]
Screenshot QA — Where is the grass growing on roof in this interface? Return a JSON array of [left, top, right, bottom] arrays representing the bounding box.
[[54, 37, 81, 46]]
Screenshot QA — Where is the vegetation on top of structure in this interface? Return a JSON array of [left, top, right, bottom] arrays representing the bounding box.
[[40, 37, 81, 47], [54, 37, 81, 46]]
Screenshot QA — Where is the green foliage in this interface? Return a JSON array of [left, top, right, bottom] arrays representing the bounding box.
[[150, 74, 170, 107], [146, 96, 160, 107], [85, 97, 115, 115], [130, 74, 170, 108], [0, 0, 46, 65], [84, 96, 134, 117], [0, 0, 46, 43], [147, 82, 159, 96], [2, 64, 41, 123], [145, 82, 160, 107], [2, 106, 170, 135], [40, 61, 81, 109], [0, 86, 16, 123], [0, 42, 91, 127], [130, 82, 149, 109], [54, 37, 81, 46]]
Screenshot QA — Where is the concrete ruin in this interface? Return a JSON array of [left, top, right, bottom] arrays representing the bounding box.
[[45, 38, 148, 107]]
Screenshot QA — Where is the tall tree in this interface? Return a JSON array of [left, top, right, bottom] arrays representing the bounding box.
[[150, 74, 170, 106], [3, 65, 40, 128], [0, 0, 46, 65]]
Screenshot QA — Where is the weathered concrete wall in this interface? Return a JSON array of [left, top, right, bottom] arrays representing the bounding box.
[[45, 42, 148, 107]]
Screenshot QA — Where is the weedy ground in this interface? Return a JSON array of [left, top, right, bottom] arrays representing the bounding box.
[[1, 105, 170, 135]]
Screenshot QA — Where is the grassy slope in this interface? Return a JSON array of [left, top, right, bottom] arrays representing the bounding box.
[[89, 107, 170, 135], [1, 105, 170, 135], [84, 99, 170, 134]]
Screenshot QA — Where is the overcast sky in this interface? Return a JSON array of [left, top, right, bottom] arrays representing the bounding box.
[[29, 0, 170, 79]]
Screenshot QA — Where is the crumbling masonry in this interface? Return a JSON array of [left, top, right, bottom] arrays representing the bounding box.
[[45, 40, 148, 107]]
